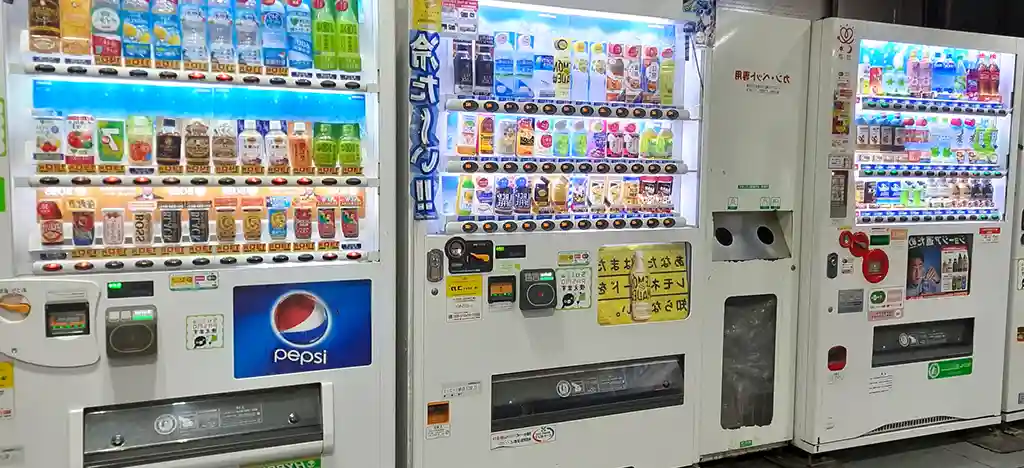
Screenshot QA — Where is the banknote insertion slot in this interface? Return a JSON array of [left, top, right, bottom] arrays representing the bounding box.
[[82, 384, 324, 468], [491, 355, 684, 432]]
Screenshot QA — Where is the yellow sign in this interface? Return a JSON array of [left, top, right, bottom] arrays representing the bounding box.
[[597, 243, 690, 326], [446, 275, 483, 298], [0, 361, 12, 389], [412, 0, 441, 32], [169, 274, 195, 290]]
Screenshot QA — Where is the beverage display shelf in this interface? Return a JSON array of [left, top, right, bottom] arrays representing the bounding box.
[[19, 174, 377, 188], [856, 207, 1000, 224], [859, 95, 1009, 116], [446, 96, 692, 121], [446, 157, 691, 175], [446, 212, 688, 234], [855, 151, 1004, 167], [33, 249, 375, 275], [857, 164, 1004, 178]]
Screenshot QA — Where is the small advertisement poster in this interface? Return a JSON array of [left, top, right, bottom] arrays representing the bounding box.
[[906, 234, 972, 300], [596, 243, 690, 326]]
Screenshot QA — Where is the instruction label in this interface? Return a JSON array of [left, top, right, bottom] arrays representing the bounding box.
[[556, 268, 591, 310], [0, 359, 11, 420], [185, 315, 224, 350], [867, 287, 904, 322], [491, 425, 555, 449], [446, 275, 482, 322]]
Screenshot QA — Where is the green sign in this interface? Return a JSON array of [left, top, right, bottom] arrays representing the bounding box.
[[928, 357, 973, 380], [739, 439, 754, 448], [737, 184, 770, 190], [242, 458, 321, 468], [0, 177, 5, 213]]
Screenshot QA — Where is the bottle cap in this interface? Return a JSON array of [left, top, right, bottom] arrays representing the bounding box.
[[243, 119, 257, 130], [270, 120, 282, 131], [294, 121, 307, 132]]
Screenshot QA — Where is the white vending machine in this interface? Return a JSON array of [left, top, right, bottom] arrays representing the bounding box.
[[0, 0, 397, 466], [797, 18, 1022, 453], [1002, 93, 1024, 423], [402, 1, 712, 467], [698, 9, 809, 461]]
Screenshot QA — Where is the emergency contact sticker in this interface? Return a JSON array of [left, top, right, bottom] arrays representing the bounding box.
[[446, 275, 482, 323], [169, 272, 219, 291], [980, 227, 1001, 244], [491, 425, 556, 449], [867, 287, 904, 322], [185, 315, 224, 350], [556, 268, 591, 310], [426, 401, 451, 440], [442, 380, 482, 399], [0, 359, 12, 421]]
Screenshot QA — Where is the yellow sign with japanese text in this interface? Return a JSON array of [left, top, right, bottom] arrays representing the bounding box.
[[597, 243, 690, 326], [412, 0, 441, 32]]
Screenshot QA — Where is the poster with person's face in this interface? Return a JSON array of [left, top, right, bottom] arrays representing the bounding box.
[[906, 234, 972, 300]]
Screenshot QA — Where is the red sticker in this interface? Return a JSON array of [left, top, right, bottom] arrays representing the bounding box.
[[838, 230, 853, 248], [862, 249, 889, 284], [849, 232, 870, 258]]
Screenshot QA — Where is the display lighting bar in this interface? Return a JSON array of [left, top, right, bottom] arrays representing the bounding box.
[[478, 0, 676, 25]]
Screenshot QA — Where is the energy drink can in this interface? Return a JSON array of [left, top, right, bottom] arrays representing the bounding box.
[[341, 208, 359, 239], [37, 199, 65, 246], [160, 207, 182, 243], [188, 207, 210, 242], [266, 196, 291, 240], [133, 210, 152, 244], [294, 207, 313, 240], [317, 207, 336, 239], [268, 208, 288, 240], [102, 208, 125, 245], [72, 210, 96, 246]]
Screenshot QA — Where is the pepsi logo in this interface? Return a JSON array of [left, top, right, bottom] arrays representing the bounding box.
[[272, 292, 331, 347]]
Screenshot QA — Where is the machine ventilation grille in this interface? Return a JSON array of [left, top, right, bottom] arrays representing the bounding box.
[[865, 416, 960, 436]]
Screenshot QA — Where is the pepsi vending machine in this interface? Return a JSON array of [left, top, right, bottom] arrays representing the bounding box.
[[0, 0, 397, 466], [401, 1, 712, 467]]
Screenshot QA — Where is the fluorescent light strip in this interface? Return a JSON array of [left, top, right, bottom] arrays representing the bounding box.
[[478, 0, 675, 25]]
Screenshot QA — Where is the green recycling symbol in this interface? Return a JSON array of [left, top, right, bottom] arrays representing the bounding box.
[[870, 291, 886, 304], [928, 363, 941, 379]]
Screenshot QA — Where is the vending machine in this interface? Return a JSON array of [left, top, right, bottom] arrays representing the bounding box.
[[796, 18, 1021, 453], [1002, 99, 1024, 423], [697, 9, 809, 461], [402, 0, 711, 467], [0, 0, 396, 466]]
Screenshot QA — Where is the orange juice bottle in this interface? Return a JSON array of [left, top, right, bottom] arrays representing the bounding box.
[[289, 121, 313, 168], [60, 0, 92, 56]]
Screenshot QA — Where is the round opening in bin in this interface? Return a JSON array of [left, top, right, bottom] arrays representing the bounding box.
[[756, 226, 775, 245], [714, 228, 734, 246]]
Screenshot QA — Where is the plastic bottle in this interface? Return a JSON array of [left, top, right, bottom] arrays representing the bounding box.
[[879, 113, 893, 151], [265, 120, 289, 167], [534, 119, 553, 156], [931, 52, 945, 95], [288, 121, 312, 167], [261, 0, 287, 70], [493, 32, 515, 98], [623, 122, 640, 158], [238, 119, 264, 165], [552, 38, 572, 99], [606, 121, 624, 157], [587, 120, 606, 159], [334, 0, 360, 72], [882, 63, 896, 96], [907, 50, 920, 96], [514, 33, 535, 98], [312, 122, 337, 167], [570, 120, 587, 158], [312, 0, 336, 70], [456, 175, 474, 216], [208, 0, 234, 71], [629, 250, 652, 321], [655, 124, 673, 159], [180, 0, 209, 69], [640, 123, 659, 158], [977, 53, 990, 101], [60, 0, 92, 56], [235, 0, 261, 72], [474, 36, 494, 97], [29, 0, 61, 54], [152, 0, 183, 69], [954, 55, 967, 98], [338, 123, 361, 174], [919, 52, 932, 97], [552, 119, 570, 157], [589, 42, 607, 103], [989, 53, 1000, 102], [893, 114, 906, 151], [285, 0, 312, 70], [855, 115, 869, 149], [570, 40, 589, 102], [531, 33, 554, 99], [942, 52, 956, 95], [868, 116, 881, 150]]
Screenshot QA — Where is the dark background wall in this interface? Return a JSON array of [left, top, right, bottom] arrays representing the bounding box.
[[720, 0, 1024, 37]]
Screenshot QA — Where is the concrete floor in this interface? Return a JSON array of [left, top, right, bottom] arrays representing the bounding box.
[[707, 430, 1024, 468]]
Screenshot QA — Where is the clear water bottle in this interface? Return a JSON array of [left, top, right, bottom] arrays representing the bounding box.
[[236, 0, 262, 68], [180, 0, 209, 65], [208, 0, 234, 67]]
